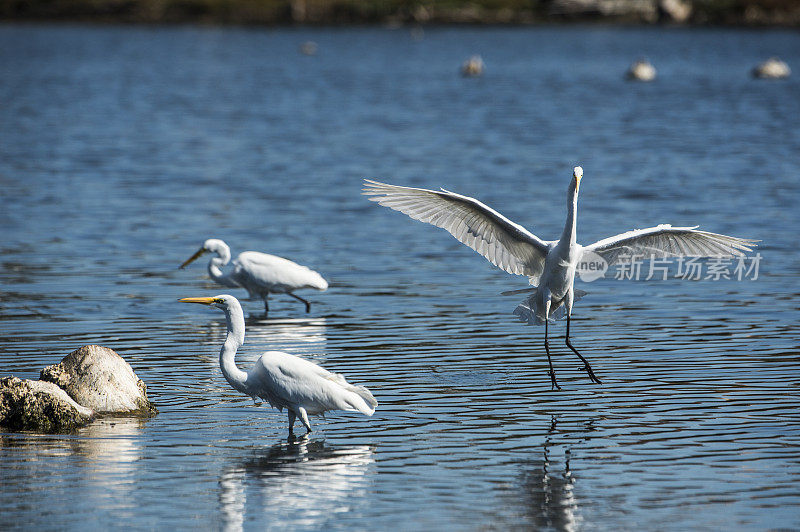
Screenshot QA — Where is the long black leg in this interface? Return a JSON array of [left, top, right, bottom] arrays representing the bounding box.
[[545, 318, 561, 390], [565, 313, 602, 384], [263, 296, 270, 317], [288, 292, 311, 313]]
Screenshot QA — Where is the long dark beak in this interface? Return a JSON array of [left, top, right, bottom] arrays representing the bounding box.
[[180, 248, 206, 269]]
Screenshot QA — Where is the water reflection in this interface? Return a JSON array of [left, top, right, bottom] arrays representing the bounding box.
[[203, 317, 328, 356], [514, 417, 592, 531], [218, 439, 375, 531], [244, 317, 328, 345], [0, 418, 146, 517], [72, 417, 146, 465], [183, 317, 329, 389], [71, 419, 146, 514]]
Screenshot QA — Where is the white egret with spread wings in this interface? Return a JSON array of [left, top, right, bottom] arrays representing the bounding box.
[[180, 239, 328, 316], [363, 167, 757, 389], [180, 295, 377, 434]]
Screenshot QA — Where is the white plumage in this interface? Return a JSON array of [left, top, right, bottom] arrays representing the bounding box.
[[363, 167, 758, 389], [180, 239, 328, 316], [584, 224, 755, 266], [180, 294, 376, 434]]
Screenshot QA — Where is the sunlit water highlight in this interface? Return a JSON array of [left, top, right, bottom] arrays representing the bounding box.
[[1, 24, 799, 530]]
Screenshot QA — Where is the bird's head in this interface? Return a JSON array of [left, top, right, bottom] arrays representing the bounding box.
[[179, 294, 236, 310], [572, 166, 583, 194], [179, 238, 227, 269]]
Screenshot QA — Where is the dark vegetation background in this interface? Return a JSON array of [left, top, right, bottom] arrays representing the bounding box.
[[1, 0, 799, 26]]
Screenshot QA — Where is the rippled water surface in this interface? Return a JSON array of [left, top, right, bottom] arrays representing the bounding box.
[[1, 24, 799, 530]]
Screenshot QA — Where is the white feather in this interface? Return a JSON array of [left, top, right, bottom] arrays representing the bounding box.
[[363, 180, 551, 283]]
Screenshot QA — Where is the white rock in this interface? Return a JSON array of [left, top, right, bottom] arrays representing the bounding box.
[[40, 345, 156, 415], [752, 57, 791, 79], [626, 59, 656, 81]]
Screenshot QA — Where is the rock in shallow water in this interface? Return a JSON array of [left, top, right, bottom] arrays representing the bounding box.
[[0, 376, 94, 432], [752, 57, 791, 79], [40, 345, 157, 416], [626, 59, 657, 81]]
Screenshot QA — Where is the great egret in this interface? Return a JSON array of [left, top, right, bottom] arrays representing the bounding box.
[[180, 239, 328, 316], [180, 294, 377, 434], [363, 167, 757, 389]]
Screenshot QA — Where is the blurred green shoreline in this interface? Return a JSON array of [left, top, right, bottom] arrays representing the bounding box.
[[1, 0, 799, 27]]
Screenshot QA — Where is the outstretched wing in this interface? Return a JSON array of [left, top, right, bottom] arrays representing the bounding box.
[[583, 224, 758, 266], [363, 179, 551, 281]]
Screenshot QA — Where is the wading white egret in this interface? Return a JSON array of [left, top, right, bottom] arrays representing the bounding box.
[[180, 239, 328, 316], [180, 294, 377, 434], [363, 167, 757, 389]]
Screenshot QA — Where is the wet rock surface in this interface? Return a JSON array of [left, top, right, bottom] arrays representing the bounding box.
[[0, 376, 94, 432], [40, 345, 157, 416], [1, 345, 157, 432]]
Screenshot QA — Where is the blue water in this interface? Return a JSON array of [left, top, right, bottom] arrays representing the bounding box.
[[1, 24, 799, 530]]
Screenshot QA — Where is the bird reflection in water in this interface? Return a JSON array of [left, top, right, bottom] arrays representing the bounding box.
[[516, 416, 593, 531], [195, 317, 328, 372], [206, 316, 328, 353], [243, 317, 328, 346], [218, 440, 375, 531]]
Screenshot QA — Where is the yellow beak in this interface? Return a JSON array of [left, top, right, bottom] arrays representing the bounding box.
[[179, 248, 206, 269], [179, 297, 218, 305]]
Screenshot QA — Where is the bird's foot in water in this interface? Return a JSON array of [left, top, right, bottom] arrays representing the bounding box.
[[549, 371, 562, 391], [578, 365, 602, 384]]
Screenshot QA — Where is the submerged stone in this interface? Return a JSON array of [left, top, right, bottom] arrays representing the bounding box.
[[0, 376, 94, 432], [40, 345, 157, 416]]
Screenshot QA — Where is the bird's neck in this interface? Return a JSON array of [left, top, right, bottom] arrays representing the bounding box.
[[560, 184, 579, 246], [219, 303, 248, 394], [208, 257, 239, 287]]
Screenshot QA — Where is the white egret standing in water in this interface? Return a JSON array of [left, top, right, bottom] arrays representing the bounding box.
[[363, 167, 757, 389], [180, 295, 377, 434], [180, 239, 328, 316]]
